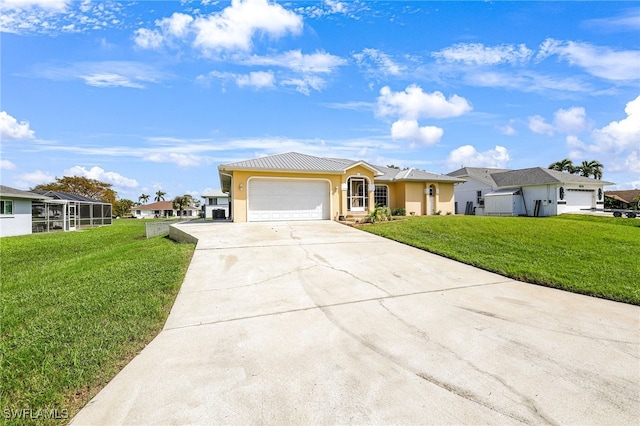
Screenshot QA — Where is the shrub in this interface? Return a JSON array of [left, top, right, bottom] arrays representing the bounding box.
[[368, 205, 392, 223], [392, 207, 406, 216]]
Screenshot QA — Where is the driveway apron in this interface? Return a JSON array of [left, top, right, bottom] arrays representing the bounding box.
[[72, 221, 639, 425]]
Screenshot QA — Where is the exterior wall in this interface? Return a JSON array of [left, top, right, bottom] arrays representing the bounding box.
[[437, 183, 456, 215], [404, 182, 425, 216], [484, 194, 525, 216], [452, 178, 494, 214], [389, 182, 456, 216], [202, 196, 229, 219], [0, 198, 33, 237], [521, 185, 557, 217], [556, 184, 603, 215]]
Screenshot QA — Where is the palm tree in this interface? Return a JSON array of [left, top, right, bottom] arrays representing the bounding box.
[[548, 158, 576, 174], [138, 193, 150, 204], [154, 190, 166, 202], [588, 160, 604, 180], [172, 194, 192, 217]]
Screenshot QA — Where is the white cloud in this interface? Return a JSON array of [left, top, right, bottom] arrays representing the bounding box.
[[432, 43, 533, 65], [243, 50, 346, 73], [0, 0, 69, 11], [391, 119, 443, 146], [554, 107, 587, 134], [1, 159, 17, 170], [34, 61, 164, 89], [447, 145, 511, 169], [0, 111, 36, 140], [353, 48, 406, 76], [536, 38, 640, 81], [376, 85, 472, 120], [591, 95, 640, 151], [528, 115, 555, 136], [236, 71, 275, 88], [281, 74, 325, 95], [79, 73, 145, 89], [14, 170, 55, 189], [134, 0, 303, 54], [143, 153, 203, 167], [63, 166, 139, 188], [498, 120, 517, 136]]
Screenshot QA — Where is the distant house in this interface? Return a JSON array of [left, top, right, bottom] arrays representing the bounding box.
[[201, 190, 229, 219], [0, 185, 112, 237], [132, 201, 199, 219], [447, 167, 613, 217], [605, 189, 640, 209]]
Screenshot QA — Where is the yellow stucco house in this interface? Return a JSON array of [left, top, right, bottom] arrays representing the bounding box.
[[218, 152, 465, 222]]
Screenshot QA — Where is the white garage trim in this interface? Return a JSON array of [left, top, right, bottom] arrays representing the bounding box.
[[247, 177, 331, 222]]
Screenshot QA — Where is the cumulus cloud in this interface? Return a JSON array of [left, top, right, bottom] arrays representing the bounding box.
[[591, 95, 640, 151], [447, 145, 511, 169], [14, 170, 55, 188], [135, 0, 303, 55], [0, 0, 69, 11], [376, 85, 472, 120], [64, 166, 139, 188], [391, 119, 443, 146], [554, 107, 587, 134], [536, 38, 640, 81], [432, 43, 533, 65], [0, 111, 36, 140]]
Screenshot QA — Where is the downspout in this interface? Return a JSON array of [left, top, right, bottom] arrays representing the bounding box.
[[520, 187, 528, 216]]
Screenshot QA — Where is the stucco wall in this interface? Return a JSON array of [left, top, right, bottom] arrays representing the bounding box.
[[0, 198, 33, 237]]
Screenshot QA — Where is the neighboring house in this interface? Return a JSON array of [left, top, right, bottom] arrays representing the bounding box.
[[201, 190, 230, 219], [0, 185, 51, 237], [132, 201, 199, 219], [0, 186, 112, 237], [217, 152, 464, 222], [605, 189, 640, 209], [448, 167, 613, 217]]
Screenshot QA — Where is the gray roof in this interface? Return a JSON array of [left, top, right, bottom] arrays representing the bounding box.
[[490, 168, 614, 188], [0, 185, 50, 200], [447, 167, 511, 186], [202, 190, 228, 198], [377, 166, 465, 183], [32, 190, 109, 203]]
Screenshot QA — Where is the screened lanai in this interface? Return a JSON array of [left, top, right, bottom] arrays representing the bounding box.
[[31, 191, 112, 233]]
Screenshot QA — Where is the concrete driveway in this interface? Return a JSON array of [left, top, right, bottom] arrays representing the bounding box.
[[72, 221, 639, 425]]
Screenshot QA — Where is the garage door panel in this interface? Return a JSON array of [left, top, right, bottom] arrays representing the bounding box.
[[248, 179, 330, 222]]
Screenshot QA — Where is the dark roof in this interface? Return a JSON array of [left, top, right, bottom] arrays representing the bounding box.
[[605, 189, 640, 203], [134, 201, 198, 211], [0, 185, 50, 200], [32, 190, 109, 203], [490, 168, 614, 188]]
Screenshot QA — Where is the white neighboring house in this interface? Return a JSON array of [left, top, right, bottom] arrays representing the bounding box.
[[448, 167, 613, 217], [132, 201, 200, 219], [201, 190, 229, 219], [0, 185, 50, 237]]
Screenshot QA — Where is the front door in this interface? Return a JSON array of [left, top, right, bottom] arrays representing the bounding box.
[[349, 178, 366, 212]]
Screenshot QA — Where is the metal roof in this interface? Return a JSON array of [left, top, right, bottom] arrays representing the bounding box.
[[219, 152, 359, 174], [447, 167, 511, 186]]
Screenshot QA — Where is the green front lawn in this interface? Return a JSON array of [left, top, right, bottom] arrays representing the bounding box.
[[361, 214, 639, 305], [0, 220, 195, 424]]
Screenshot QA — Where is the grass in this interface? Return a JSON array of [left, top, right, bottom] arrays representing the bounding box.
[[361, 214, 640, 305], [0, 220, 195, 424]]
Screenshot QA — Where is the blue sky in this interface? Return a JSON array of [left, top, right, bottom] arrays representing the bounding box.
[[1, 0, 639, 202]]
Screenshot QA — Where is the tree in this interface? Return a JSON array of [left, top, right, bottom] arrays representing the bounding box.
[[154, 190, 166, 202], [577, 160, 604, 179], [114, 199, 135, 217], [172, 194, 192, 217], [139, 194, 150, 204], [548, 158, 576, 174], [32, 176, 117, 204]]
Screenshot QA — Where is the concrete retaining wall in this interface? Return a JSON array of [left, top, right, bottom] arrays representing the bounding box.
[[145, 221, 174, 238], [168, 224, 199, 245]]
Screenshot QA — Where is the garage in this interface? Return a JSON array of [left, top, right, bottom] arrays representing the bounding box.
[[247, 178, 330, 222], [565, 189, 594, 211]]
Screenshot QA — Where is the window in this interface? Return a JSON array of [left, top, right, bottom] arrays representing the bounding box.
[[1, 200, 13, 215], [374, 185, 388, 207]]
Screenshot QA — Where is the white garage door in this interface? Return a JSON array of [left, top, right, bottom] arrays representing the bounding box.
[[565, 189, 594, 211], [248, 179, 330, 222]]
